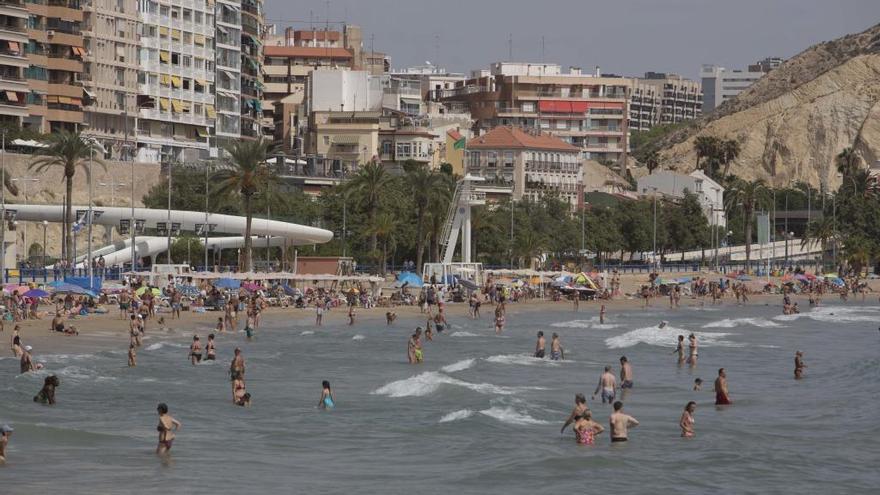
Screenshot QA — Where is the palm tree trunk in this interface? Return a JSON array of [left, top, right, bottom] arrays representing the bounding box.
[[65, 175, 73, 265], [382, 238, 388, 276], [415, 207, 425, 274], [243, 193, 253, 272]]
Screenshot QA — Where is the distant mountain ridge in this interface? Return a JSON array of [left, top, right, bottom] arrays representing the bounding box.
[[655, 23, 880, 189]]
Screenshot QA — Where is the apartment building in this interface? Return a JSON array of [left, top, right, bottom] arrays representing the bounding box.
[[81, 0, 139, 158], [701, 57, 781, 112], [212, 0, 241, 145], [0, 0, 29, 127], [136, 0, 215, 162], [238, 0, 262, 140], [442, 62, 630, 169], [629, 72, 702, 132], [24, 0, 85, 133], [390, 64, 466, 103], [465, 126, 583, 210]]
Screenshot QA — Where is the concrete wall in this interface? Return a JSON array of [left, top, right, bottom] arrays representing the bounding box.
[[1, 152, 162, 260]]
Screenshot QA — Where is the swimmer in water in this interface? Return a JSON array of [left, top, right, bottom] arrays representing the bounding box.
[[687, 333, 698, 366], [674, 335, 685, 364], [413, 329, 424, 363], [233, 377, 248, 405], [348, 304, 356, 326], [34, 374, 60, 405], [216, 317, 225, 334], [205, 334, 216, 361], [0, 424, 12, 463], [714, 368, 732, 405], [318, 380, 335, 409], [679, 401, 696, 437], [386, 311, 397, 325], [433, 310, 447, 333], [599, 304, 607, 324], [20, 345, 35, 373], [155, 403, 181, 456], [189, 335, 202, 365], [560, 393, 589, 433], [494, 303, 506, 335], [592, 366, 617, 404], [534, 331, 546, 358], [609, 401, 639, 443], [658, 320, 668, 329], [619, 356, 634, 389], [128, 343, 137, 367], [794, 351, 806, 379], [550, 333, 564, 360], [693, 378, 703, 391], [573, 411, 604, 445]]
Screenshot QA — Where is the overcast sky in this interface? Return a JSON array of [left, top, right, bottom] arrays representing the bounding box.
[[266, 0, 879, 79]]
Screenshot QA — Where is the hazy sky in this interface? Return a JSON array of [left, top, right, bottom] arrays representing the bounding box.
[[266, 0, 879, 79]]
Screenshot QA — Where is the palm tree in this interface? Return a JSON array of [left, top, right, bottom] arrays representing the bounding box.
[[720, 139, 741, 177], [368, 212, 399, 275], [212, 140, 277, 272], [514, 228, 545, 269], [725, 178, 770, 266], [802, 216, 835, 270], [645, 151, 659, 174], [346, 162, 390, 252], [842, 235, 874, 277], [693, 136, 718, 171], [404, 164, 436, 274], [30, 131, 105, 264], [835, 147, 860, 177]]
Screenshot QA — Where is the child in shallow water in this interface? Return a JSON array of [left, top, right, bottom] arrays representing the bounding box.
[[318, 380, 335, 409]]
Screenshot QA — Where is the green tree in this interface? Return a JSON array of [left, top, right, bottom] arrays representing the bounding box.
[[725, 178, 770, 266], [693, 136, 718, 172], [404, 164, 437, 274], [368, 212, 399, 275], [170, 235, 205, 265], [720, 139, 741, 177], [212, 140, 277, 272], [30, 131, 105, 263], [346, 162, 391, 253], [645, 151, 659, 174]]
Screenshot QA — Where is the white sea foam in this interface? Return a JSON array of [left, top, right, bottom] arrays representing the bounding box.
[[300, 331, 315, 336], [605, 326, 743, 349], [703, 318, 782, 328], [551, 319, 594, 329], [439, 409, 474, 423], [450, 331, 480, 337], [591, 323, 621, 330], [145, 342, 187, 351], [485, 354, 560, 366], [441, 358, 476, 373], [803, 306, 880, 323], [372, 372, 528, 398], [479, 406, 550, 425], [352, 334, 365, 341]]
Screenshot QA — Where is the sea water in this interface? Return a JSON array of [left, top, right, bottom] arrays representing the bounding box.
[[1, 302, 879, 493]]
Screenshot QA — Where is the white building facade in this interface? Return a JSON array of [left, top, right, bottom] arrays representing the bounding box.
[[637, 170, 726, 227]]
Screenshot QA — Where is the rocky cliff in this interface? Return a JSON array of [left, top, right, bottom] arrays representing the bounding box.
[[656, 23, 880, 190]]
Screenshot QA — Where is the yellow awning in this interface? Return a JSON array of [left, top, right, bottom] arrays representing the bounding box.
[[205, 105, 216, 118], [159, 26, 169, 36], [171, 29, 181, 40], [194, 78, 207, 86], [58, 96, 72, 104], [5, 91, 18, 102], [46, 95, 59, 103], [160, 74, 171, 86], [159, 51, 170, 63], [159, 98, 170, 111], [194, 34, 206, 45], [196, 127, 209, 137], [170, 76, 182, 88], [171, 100, 183, 112]]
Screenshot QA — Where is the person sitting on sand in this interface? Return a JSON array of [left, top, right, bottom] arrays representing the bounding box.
[[34, 374, 60, 405], [573, 411, 604, 445], [318, 380, 335, 409]]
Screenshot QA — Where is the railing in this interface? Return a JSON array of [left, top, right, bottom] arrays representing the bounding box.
[[3, 267, 123, 284]]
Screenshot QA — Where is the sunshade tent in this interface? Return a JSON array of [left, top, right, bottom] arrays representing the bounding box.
[[23, 289, 50, 298], [135, 286, 162, 297], [3, 285, 29, 294], [177, 285, 200, 297], [214, 278, 241, 289], [396, 272, 423, 288]]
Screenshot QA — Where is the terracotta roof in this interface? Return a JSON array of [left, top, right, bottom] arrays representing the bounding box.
[[264, 46, 353, 59], [447, 129, 463, 141], [466, 126, 579, 152]]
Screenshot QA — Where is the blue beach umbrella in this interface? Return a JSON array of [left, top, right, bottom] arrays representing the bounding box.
[[23, 289, 50, 298], [214, 278, 241, 289], [396, 272, 423, 288]]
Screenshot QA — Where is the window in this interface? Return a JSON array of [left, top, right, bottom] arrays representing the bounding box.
[[487, 151, 497, 168], [396, 142, 412, 159], [381, 141, 392, 155], [115, 91, 125, 108], [503, 151, 514, 168], [522, 102, 534, 113]]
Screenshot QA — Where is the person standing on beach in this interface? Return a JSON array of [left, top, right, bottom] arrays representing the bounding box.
[[534, 331, 546, 358], [619, 356, 634, 389], [171, 290, 182, 320], [592, 366, 617, 404], [189, 335, 202, 365], [714, 368, 732, 405], [550, 333, 564, 360], [794, 351, 806, 379], [560, 393, 589, 433], [680, 401, 696, 437], [0, 424, 12, 464], [687, 333, 698, 366], [609, 401, 639, 443], [156, 403, 181, 456], [119, 290, 130, 319]]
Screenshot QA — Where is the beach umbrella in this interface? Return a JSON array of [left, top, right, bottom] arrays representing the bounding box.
[[676, 277, 692, 284], [396, 272, 423, 288], [242, 282, 261, 292], [3, 284, 29, 294], [794, 274, 810, 282], [830, 277, 845, 286], [135, 286, 162, 297], [23, 289, 50, 298], [737, 275, 752, 281], [823, 273, 838, 279], [214, 278, 240, 290], [177, 285, 200, 297]]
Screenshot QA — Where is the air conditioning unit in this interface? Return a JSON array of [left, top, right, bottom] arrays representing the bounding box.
[[47, 30, 55, 37]]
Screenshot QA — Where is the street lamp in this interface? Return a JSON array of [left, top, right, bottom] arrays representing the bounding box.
[[726, 230, 733, 268], [98, 178, 126, 207], [643, 187, 658, 271], [42, 220, 48, 268], [11, 177, 39, 263], [166, 162, 173, 264]]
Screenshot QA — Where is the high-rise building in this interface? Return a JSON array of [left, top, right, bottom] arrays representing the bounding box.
[[82, 0, 139, 158], [0, 0, 29, 127], [24, 0, 85, 133], [213, 0, 241, 145], [629, 72, 702, 132], [136, 0, 216, 162], [701, 58, 781, 113], [441, 62, 630, 168], [238, 0, 262, 140]]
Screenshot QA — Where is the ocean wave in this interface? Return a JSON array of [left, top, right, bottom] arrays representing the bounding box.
[[300, 331, 315, 336], [439, 409, 474, 423], [479, 406, 550, 425], [703, 318, 781, 328], [145, 342, 188, 351], [551, 319, 595, 329], [39, 353, 96, 363], [372, 371, 530, 398], [450, 331, 480, 337], [485, 354, 561, 366], [352, 334, 365, 341], [441, 358, 476, 373], [605, 326, 743, 349], [591, 323, 621, 330]]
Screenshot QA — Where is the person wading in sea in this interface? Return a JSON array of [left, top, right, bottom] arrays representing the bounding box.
[[715, 368, 732, 405], [609, 401, 639, 443]]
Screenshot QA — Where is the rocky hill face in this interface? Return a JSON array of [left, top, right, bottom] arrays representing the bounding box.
[[657, 23, 880, 190]]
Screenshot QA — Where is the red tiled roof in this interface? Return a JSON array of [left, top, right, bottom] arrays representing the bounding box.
[[466, 126, 579, 152], [264, 46, 353, 59], [447, 129, 463, 141]]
